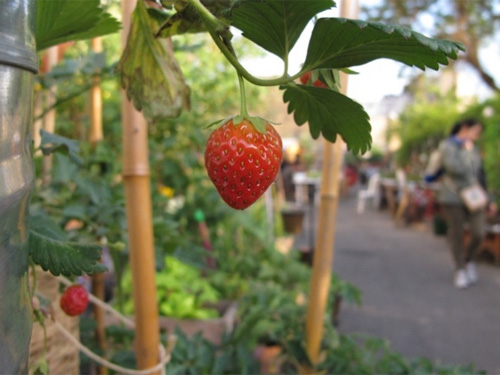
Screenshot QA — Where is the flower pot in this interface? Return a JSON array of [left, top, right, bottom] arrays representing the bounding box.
[[0, 1, 38, 372], [106, 301, 238, 345], [433, 214, 447, 236], [253, 345, 282, 375], [281, 207, 305, 234], [158, 300, 237, 344]]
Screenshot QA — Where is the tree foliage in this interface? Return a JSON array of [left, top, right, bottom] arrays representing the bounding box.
[[361, 0, 500, 92], [392, 75, 461, 167]]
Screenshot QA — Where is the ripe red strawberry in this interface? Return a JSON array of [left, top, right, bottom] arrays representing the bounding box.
[[205, 118, 283, 210], [60, 284, 89, 316]]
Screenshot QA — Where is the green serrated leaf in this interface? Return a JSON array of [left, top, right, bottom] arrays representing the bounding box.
[[39, 130, 83, 166], [116, 1, 190, 122], [230, 0, 334, 61], [30, 214, 68, 242], [36, 0, 120, 51], [92, 263, 108, 274], [29, 229, 103, 277], [281, 84, 371, 154], [304, 18, 465, 71]]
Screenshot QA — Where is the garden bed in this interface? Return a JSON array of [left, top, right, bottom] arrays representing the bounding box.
[[158, 300, 237, 344], [105, 300, 237, 345]]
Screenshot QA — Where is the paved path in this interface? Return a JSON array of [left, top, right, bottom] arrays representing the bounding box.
[[332, 195, 500, 374]]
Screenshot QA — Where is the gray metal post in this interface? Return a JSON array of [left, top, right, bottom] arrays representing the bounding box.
[[0, 0, 38, 372]]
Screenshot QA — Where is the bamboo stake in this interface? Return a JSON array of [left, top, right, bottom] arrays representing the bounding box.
[[90, 37, 104, 146], [89, 36, 108, 375], [303, 0, 356, 371], [42, 46, 59, 186], [121, 0, 161, 372], [33, 89, 43, 153]]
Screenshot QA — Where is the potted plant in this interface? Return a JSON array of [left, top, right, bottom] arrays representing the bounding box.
[[117, 256, 237, 344], [280, 203, 306, 235]]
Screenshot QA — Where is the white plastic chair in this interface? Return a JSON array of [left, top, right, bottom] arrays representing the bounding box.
[[357, 173, 380, 213]]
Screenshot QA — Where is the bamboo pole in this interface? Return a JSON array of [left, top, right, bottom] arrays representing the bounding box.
[[303, 0, 356, 371], [42, 46, 59, 186], [90, 37, 104, 147], [89, 36, 108, 375], [33, 89, 43, 153], [121, 0, 161, 372]]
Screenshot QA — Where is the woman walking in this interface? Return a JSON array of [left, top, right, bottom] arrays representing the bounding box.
[[438, 118, 495, 289]]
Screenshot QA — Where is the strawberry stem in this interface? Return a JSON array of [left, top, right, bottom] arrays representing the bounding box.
[[188, 0, 306, 87], [238, 73, 249, 117]]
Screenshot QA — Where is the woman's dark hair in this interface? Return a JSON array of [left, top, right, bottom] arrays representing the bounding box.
[[461, 117, 484, 129], [449, 118, 484, 135], [450, 121, 462, 136]]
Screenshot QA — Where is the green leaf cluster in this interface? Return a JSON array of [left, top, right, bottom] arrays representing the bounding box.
[[30, 139, 126, 278], [167, 328, 260, 375], [224, 0, 464, 153], [34, 0, 467, 154], [120, 256, 219, 319], [316, 333, 485, 375]]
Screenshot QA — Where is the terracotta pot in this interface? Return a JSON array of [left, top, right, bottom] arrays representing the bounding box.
[[254, 345, 282, 375]]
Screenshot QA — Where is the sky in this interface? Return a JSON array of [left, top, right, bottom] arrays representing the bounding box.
[[239, 4, 499, 107]]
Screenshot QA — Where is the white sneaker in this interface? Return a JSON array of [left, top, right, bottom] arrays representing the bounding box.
[[454, 269, 469, 289], [466, 262, 478, 284]]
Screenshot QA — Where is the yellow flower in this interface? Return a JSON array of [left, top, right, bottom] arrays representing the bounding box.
[[159, 185, 174, 198]]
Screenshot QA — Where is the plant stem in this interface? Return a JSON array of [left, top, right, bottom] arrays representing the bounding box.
[[238, 73, 249, 117], [188, 0, 303, 87]]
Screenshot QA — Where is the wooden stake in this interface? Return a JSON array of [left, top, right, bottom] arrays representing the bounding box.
[[33, 90, 43, 154], [89, 36, 108, 375], [90, 37, 103, 146], [121, 0, 161, 371], [303, 0, 356, 371], [42, 46, 59, 186]]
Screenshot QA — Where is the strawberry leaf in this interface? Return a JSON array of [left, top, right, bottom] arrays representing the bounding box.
[[281, 84, 371, 154], [39, 130, 83, 166], [230, 0, 334, 61], [36, 0, 120, 51], [29, 216, 104, 277], [303, 18, 465, 71], [116, 0, 190, 122]]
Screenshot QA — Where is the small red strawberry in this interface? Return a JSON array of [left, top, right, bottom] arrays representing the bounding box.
[[205, 118, 283, 210], [60, 284, 89, 316], [299, 71, 328, 88], [299, 71, 312, 85]]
